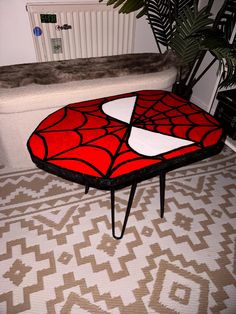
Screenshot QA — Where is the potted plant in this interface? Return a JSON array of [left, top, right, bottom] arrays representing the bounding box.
[[99, 0, 236, 99]]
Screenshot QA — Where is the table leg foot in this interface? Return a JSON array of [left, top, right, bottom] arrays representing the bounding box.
[[160, 173, 166, 218], [111, 182, 137, 240]]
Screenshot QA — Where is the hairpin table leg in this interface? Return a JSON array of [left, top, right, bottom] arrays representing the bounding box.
[[111, 182, 137, 240], [85, 184, 90, 194], [160, 172, 166, 218]]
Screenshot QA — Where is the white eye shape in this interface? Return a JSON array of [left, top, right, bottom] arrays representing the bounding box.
[[102, 96, 136, 124], [128, 127, 193, 156], [102, 95, 194, 157]]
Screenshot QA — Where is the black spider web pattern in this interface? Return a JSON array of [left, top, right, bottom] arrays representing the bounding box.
[[28, 90, 224, 188], [131, 91, 219, 146]]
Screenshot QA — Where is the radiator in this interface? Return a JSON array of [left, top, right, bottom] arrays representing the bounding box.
[[26, 2, 136, 62]]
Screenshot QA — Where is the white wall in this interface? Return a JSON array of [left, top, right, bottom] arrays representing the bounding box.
[[0, 0, 36, 65], [191, 0, 224, 111], [0, 0, 157, 66]]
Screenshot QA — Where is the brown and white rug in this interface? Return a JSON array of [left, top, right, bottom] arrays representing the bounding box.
[[0, 146, 236, 314]]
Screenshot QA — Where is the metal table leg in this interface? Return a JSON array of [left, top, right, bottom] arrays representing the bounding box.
[[160, 173, 166, 218], [85, 184, 90, 194], [111, 182, 137, 240]]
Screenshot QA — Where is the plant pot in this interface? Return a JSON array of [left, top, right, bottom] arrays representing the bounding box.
[[172, 81, 193, 100]]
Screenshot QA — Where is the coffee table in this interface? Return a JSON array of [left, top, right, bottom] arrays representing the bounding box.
[[27, 90, 224, 239]]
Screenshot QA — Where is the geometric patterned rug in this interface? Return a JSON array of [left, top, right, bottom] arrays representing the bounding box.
[[0, 145, 235, 314]]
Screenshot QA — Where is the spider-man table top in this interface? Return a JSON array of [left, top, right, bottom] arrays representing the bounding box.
[[27, 90, 224, 239]]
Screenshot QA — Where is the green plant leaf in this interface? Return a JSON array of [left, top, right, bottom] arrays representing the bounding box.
[[106, 0, 119, 4], [120, 0, 144, 14], [146, 0, 175, 48], [214, 0, 236, 42], [199, 30, 236, 87], [170, 4, 212, 65], [214, 48, 236, 87], [172, 0, 195, 18], [136, 6, 147, 18], [113, 0, 127, 9], [99, 0, 146, 17]]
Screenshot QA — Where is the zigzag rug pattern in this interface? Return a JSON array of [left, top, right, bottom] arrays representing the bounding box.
[[0, 146, 235, 313]]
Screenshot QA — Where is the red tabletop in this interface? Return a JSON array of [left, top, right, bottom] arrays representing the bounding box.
[[27, 90, 224, 189]]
